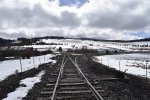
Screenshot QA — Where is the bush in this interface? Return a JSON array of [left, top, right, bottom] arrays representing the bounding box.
[[58, 47, 62, 52], [0, 47, 53, 58], [105, 50, 109, 54]]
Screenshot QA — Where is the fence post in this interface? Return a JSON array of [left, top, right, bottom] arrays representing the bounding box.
[[108, 60, 109, 67], [19, 57, 22, 72], [39, 57, 41, 64], [119, 61, 120, 71], [44, 55, 45, 63], [146, 61, 148, 92], [33, 56, 35, 68]]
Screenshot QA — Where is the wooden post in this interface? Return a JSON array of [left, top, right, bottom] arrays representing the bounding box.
[[32, 49, 35, 68], [108, 60, 109, 67], [33, 56, 35, 68], [146, 61, 148, 91], [19, 57, 22, 72], [39, 57, 41, 64], [119, 61, 120, 71], [44, 55, 45, 63]]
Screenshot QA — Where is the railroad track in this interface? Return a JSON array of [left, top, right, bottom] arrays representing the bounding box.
[[37, 54, 107, 100]]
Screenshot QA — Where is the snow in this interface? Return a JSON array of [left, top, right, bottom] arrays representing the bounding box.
[[1, 39, 149, 53], [37, 39, 150, 51], [25, 39, 150, 52], [3, 71, 45, 100], [0, 54, 56, 81], [95, 53, 150, 78]]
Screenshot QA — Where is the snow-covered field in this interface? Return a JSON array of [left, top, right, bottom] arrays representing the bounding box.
[[2, 38, 150, 80], [23, 39, 150, 52], [0, 54, 56, 81], [3, 71, 45, 100], [96, 53, 150, 78]]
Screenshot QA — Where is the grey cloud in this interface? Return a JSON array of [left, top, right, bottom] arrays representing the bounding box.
[[85, 1, 150, 31], [74, 32, 115, 40], [0, 3, 81, 29], [59, 11, 81, 28], [0, 32, 28, 39], [86, 11, 150, 31], [0, 0, 150, 40]]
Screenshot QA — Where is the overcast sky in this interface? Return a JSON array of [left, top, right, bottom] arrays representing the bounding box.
[[0, 0, 150, 40]]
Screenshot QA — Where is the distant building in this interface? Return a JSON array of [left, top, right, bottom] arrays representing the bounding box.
[[82, 46, 87, 49]]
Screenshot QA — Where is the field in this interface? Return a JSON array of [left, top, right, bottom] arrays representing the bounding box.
[[96, 53, 150, 78], [0, 38, 150, 99], [23, 38, 150, 78], [0, 54, 56, 81]]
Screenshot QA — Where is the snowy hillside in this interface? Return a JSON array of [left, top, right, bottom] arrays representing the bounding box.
[[1, 38, 150, 81], [21, 39, 150, 53]]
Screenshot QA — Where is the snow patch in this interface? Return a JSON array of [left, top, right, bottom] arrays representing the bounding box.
[[95, 53, 150, 78], [0, 54, 56, 81], [3, 71, 45, 100]]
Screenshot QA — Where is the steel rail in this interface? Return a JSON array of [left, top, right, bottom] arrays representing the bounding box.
[[51, 55, 68, 100], [68, 55, 104, 100]]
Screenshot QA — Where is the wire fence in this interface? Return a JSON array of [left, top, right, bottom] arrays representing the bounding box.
[[0, 54, 53, 81]]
